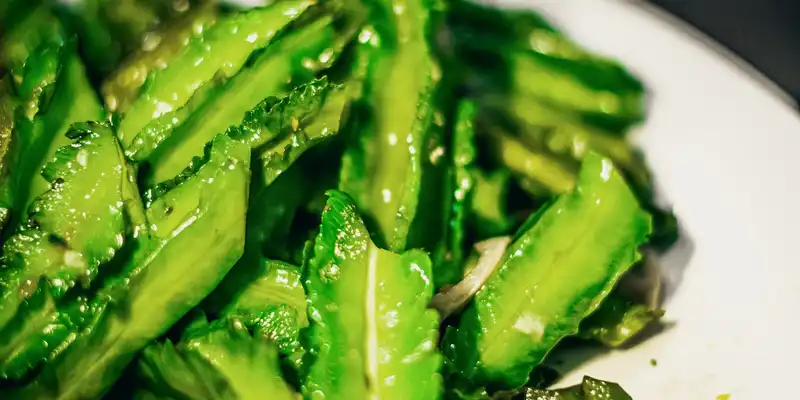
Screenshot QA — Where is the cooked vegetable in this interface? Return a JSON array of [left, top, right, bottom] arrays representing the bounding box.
[[137, 4, 360, 185], [303, 190, 442, 399], [579, 293, 663, 348], [0, 122, 138, 379], [222, 259, 307, 361], [0, 14, 104, 232], [469, 169, 516, 239], [0, 77, 17, 232], [116, 1, 314, 147], [516, 376, 633, 400], [445, 154, 652, 388], [11, 134, 249, 399], [138, 318, 295, 400], [0, 1, 680, 398], [202, 77, 350, 314], [102, 1, 219, 112], [429, 100, 478, 289], [338, 0, 441, 253]]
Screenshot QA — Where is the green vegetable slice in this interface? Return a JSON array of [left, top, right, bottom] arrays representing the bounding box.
[[430, 100, 477, 289], [0, 40, 104, 232], [0, 77, 17, 232], [116, 1, 314, 146], [0, 5, 64, 76], [518, 376, 633, 400], [579, 293, 664, 348], [506, 96, 650, 192], [138, 319, 296, 400], [102, 1, 219, 113], [487, 127, 576, 197], [197, 77, 350, 315], [13, 134, 250, 399], [339, 0, 439, 253], [446, 153, 652, 388], [0, 124, 133, 373], [138, 7, 359, 185], [303, 190, 442, 399], [223, 258, 307, 362], [469, 169, 516, 239]]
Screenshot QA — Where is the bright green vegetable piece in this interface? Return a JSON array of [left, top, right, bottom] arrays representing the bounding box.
[[57, 0, 199, 77], [0, 122, 140, 379], [487, 127, 576, 197], [12, 134, 249, 399], [137, 318, 296, 400], [223, 259, 307, 361], [0, 77, 17, 232], [0, 41, 104, 232], [199, 77, 349, 314], [510, 52, 645, 131], [445, 0, 644, 133], [470, 169, 516, 239], [518, 376, 633, 400], [102, 1, 218, 113], [445, 153, 652, 388], [116, 1, 314, 147], [0, 6, 64, 76], [139, 7, 358, 186], [507, 95, 650, 191], [339, 0, 439, 253], [303, 190, 442, 399], [431, 100, 477, 289], [579, 293, 664, 348]]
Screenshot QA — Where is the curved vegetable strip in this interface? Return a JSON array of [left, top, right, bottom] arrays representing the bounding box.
[[201, 78, 350, 314], [469, 169, 516, 240], [223, 259, 307, 362], [446, 153, 652, 388], [13, 134, 250, 400], [138, 319, 296, 400], [0, 41, 104, 233], [445, 0, 645, 133], [139, 8, 359, 186], [116, 1, 314, 146], [102, 1, 219, 112], [0, 124, 131, 375], [506, 95, 650, 194], [487, 127, 576, 197], [303, 190, 441, 399], [579, 293, 664, 348], [339, 0, 439, 252], [0, 6, 63, 76], [430, 100, 477, 289]]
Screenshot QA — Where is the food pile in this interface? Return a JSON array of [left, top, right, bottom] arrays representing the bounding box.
[[0, 0, 677, 399]]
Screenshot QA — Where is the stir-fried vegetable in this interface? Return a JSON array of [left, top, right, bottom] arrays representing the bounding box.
[[0, 0, 677, 398]]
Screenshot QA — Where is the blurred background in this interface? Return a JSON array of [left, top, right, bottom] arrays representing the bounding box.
[[652, 0, 800, 106]]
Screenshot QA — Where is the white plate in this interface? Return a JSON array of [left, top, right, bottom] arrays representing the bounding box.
[[485, 1, 800, 399]]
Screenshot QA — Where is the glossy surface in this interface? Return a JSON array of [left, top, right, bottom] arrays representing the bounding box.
[[142, 11, 355, 185], [0, 123, 133, 379], [447, 154, 651, 388], [14, 135, 250, 399], [102, 1, 218, 112], [303, 190, 441, 399], [224, 259, 307, 359], [139, 320, 295, 400], [0, 38, 104, 231], [431, 100, 478, 289], [117, 1, 313, 146], [339, 0, 439, 253]]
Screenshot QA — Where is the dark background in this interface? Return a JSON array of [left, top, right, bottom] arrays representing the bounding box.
[[651, 0, 800, 105]]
